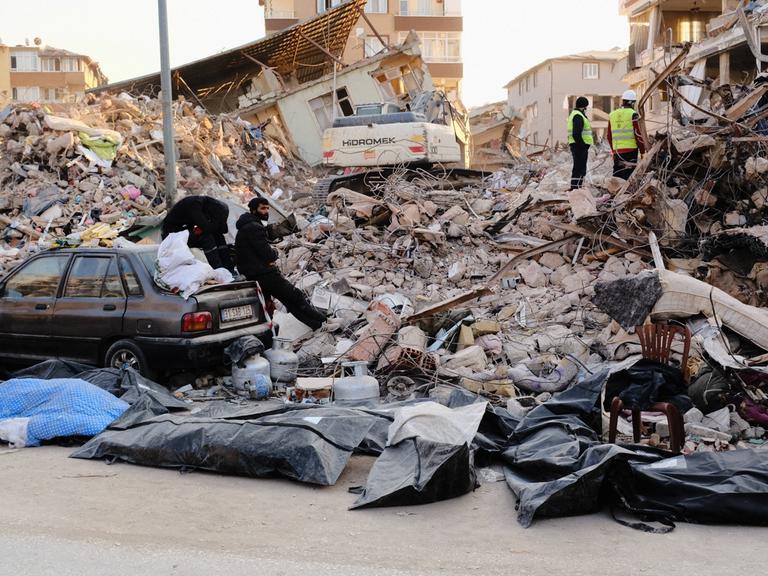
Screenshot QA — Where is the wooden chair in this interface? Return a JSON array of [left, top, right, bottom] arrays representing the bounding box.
[[608, 323, 691, 453]]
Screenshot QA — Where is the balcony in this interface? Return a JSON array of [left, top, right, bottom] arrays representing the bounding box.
[[265, 9, 295, 17]]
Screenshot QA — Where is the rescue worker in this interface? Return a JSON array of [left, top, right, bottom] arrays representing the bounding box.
[[567, 96, 593, 190], [607, 90, 646, 180], [161, 195, 234, 272], [235, 198, 326, 330]]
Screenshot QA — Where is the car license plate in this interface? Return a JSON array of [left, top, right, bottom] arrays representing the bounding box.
[[221, 304, 253, 322]]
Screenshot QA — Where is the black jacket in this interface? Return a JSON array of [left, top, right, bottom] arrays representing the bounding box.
[[235, 212, 279, 278], [162, 196, 229, 238]]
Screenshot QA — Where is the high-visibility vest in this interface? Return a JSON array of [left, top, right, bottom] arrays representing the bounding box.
[[609, 107, 638, 150], [567, 110, 593, 145]]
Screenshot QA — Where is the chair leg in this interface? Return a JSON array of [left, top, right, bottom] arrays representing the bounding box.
[[666, 404, 683, 453], [608, 397, 623, 444], [632, 409, 642, 444]]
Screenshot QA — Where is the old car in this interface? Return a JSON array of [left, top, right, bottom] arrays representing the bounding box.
[[0, 246, 272, 377]]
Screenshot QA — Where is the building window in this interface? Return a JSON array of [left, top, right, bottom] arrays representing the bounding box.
[[44, 88, 65, 102], [365, 0, 388, 13], [533, 71, 538, 88], [12, 87, 17, 100], [336, 87, 355, 116], [399, 32, 460, 62], [309, 87, 354, 131], [525, 76, 529, 92], [317, 0, 342, 13], [518, 82, 522, 96], [533, 102, 538, 118], [10, 51, 39, 72], [583, 63, 599, 80], [41, 58, 62, 72], [399, 0, 441, 16], [12, 87, 40, 102], [364, 36, 388, 57]]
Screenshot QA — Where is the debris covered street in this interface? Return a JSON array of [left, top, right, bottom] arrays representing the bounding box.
[[3, 0, 768, 571]]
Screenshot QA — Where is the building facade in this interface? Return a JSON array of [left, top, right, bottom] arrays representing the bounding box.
[[504, 50, 629, 152], [0, 42, 107, 105], [259, 0, 463, 100]]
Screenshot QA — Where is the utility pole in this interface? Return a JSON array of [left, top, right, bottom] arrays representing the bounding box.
[[158, 0, 177, 206]]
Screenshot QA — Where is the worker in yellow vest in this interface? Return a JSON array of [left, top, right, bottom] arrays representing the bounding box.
[[607, 90, 646, 179], [567, 97, 593, 190]]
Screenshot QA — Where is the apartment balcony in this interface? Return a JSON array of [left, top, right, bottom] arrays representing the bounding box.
[[394, 15, 462, 32]]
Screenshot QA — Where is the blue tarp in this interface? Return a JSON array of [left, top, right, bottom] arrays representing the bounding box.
[[0, 378, 129, 447]]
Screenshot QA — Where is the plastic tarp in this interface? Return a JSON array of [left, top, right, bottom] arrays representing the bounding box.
[[0, 378, 129, 448], [500, 370, 667, 527], [610, 449, 768, 526], [350, 401, 485, 509], [11, 360, 187, 410], [71, 403, 382, 486]]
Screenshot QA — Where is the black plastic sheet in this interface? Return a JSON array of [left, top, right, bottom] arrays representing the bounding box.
[[10, 360, 187, 410], [610, 449, 768, 526], [350, 438, 477, 509], [605, 359, 692, 413], [501, 370, 667, 527], [71, 403, 380, 486]]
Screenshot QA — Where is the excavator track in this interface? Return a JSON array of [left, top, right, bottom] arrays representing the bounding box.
[[312, 167, 489, 205]]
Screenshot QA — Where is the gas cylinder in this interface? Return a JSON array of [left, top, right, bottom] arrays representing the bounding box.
[[264, 337, 299, 387], [231, 354, 272, 399], [333, 361, 380, 402]]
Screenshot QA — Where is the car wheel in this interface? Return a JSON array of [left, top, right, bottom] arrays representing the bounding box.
[[105, 340, 152, 379]]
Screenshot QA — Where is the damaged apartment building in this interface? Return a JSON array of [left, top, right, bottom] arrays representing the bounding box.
[[504, 49, 629, 153], [622, 0, 768, 128], [93, 0, 449, 166]]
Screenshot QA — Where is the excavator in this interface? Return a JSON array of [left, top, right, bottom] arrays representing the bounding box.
[[314, 90, 484, 201]]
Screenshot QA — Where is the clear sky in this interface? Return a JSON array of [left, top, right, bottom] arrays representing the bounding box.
[[1, 0, 629, 107]]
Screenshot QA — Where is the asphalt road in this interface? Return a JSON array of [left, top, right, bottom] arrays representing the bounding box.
[[0, 446, 762, 575]]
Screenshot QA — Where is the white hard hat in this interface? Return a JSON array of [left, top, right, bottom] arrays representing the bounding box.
[[622, 89, 638, 102]]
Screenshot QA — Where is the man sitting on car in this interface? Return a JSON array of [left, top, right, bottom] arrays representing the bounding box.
[[161, 195, 234, 272], [235, 198, 326, 330]]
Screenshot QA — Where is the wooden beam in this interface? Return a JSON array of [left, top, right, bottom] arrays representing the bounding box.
[[298, 30, 345, 67], [405, 287, 493, 323], [357, 6, 389, 51]]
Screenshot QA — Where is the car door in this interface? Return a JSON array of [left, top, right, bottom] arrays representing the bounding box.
[[0, 254, 71, 362], [51, 254, 127, 364]]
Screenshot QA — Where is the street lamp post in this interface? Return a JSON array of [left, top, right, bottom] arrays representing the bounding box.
[[158, 0, 177, 206]]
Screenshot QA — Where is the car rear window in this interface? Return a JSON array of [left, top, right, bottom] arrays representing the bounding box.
[[138, 250, 159, 276]]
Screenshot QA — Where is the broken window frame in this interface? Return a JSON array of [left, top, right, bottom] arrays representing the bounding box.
[[308, 87, 355, 132], [398, 32, 461, 63]]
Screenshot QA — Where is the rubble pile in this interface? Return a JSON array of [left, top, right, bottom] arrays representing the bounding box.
[[0, 94, 313, 272]]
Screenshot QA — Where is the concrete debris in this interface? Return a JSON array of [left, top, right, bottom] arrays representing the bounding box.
[[4, 75, 768, 455]]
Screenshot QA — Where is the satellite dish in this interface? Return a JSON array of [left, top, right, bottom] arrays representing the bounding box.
[[33, 37, 42, 46]]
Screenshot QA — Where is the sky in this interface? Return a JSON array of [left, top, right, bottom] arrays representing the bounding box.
[[0, 0, 629, 107]]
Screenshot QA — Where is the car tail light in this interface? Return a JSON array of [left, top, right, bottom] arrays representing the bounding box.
[[182, 311, 212, 333], [409, 146, 425, 154]]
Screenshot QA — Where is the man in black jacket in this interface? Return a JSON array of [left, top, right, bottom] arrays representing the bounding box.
[[235, 198, 325, 330], [161, 195, 234, 272]]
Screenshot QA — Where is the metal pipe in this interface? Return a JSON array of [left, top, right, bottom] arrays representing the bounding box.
[[158, 0, 177, 206]]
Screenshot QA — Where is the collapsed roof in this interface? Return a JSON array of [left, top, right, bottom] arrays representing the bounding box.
[[91, 0, 367, 101]]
